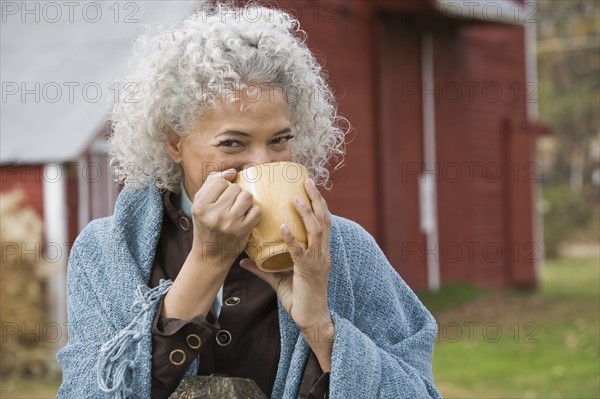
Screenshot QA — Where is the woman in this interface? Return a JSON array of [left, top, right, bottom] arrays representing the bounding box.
[[56, 3, 441, 398]]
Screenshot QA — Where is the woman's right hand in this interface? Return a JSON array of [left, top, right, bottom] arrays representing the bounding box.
[[189, 169, 262, 267], [162, 169, 262, 320]]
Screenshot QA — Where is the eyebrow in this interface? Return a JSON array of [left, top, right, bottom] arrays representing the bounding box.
[[216, 128, 292, 138]]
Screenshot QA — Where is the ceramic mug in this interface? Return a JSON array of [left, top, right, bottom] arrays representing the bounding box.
[[235, 162, 311, 272]]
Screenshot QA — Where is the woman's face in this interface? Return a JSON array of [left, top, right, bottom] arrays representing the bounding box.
[[166, 86, 293, 199]]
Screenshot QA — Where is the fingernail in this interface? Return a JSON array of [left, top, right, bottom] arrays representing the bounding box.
[[281, 224, 290, 235], [308, 178, 316, 188], [294, 195, 302, 205]]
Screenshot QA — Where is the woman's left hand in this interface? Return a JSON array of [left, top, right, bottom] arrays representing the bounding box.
[[240, 178, 334, 371]]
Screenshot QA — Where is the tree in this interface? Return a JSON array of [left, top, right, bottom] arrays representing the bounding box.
[[537, 0, 600, 190]]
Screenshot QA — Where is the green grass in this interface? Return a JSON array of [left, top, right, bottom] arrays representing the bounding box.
[[417, 283, 489, 314], [428, 255, 600, 399], [541, 255, 600, 299]]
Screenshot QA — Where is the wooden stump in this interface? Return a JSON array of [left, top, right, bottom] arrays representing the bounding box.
[[169, 376, 267, 399]]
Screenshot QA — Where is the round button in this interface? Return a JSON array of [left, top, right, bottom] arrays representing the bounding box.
[[186, 333, 202, 350], [216, 330, 232, 347], [224, 297, 241, 306], [169, 349, 186, 366], [179, 216, 190, 231]]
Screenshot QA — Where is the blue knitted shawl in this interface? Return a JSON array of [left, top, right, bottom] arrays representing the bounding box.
[[56, 185, 442, 398]]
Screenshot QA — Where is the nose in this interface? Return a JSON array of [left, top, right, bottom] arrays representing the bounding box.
[[242, 148, 271, 169]]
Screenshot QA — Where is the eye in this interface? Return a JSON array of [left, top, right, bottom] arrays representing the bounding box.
[[270, 135, 295, 145], [218, 140, 244, 148]]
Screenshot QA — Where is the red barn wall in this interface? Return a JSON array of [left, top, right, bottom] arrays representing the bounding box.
[[434, 24, 535, 289], [65, 163, 80, 252], [377, 15, 429, 289], [1, 163, 83, 255], [0, 164, 45, 219], [279, 0, 538, 289]]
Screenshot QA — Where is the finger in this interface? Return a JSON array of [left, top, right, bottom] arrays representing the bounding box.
[[217, 183, 244, 207], [205, 168, 237, 185], [280, 224, 303, 262], [196, 169, 237, 204], [240, 204, 262, 229], [229, 189, 254, 217], [292, 195, 322, 248], [304, 178, 331, 242]]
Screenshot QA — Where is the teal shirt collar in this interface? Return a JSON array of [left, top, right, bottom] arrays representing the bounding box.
[[179, 180, 193, 219]]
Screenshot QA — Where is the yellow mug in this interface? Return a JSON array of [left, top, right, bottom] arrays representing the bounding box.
[[235, 162, 311, 272]]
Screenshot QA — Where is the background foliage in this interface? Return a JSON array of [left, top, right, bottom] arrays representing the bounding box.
[[537, 0, 600, 257]]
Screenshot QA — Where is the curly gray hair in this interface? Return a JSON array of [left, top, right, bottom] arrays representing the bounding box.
[[109, 1, 348, 192]]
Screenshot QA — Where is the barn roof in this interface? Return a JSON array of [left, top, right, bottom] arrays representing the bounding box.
[[0, 1, 197, 164]]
